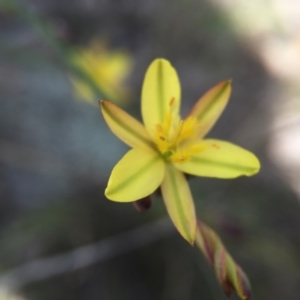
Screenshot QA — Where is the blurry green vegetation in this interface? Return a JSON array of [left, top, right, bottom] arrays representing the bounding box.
[[0, 0, 122, 103]]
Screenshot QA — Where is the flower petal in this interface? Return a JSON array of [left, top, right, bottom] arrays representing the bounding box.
[[174, 139, 260, 178], [161, 164, 196, 244], [187, 80, 231, 138], [105, 148, 165, 202], [141, 59, 181, 138], [101, 100, 153, 150]]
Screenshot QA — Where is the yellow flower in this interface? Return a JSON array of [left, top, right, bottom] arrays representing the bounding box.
[[71, 40, 133, 104], [100, 59, 260, 244]]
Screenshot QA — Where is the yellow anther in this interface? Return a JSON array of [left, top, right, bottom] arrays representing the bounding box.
[[169, 97, 175, 106], [154, 99, 204, 162]]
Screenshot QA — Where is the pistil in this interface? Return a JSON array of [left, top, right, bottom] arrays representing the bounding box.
[[154, 98, 204, 163]]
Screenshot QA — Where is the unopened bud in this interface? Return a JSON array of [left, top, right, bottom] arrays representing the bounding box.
[[133, 196, 152, 213]]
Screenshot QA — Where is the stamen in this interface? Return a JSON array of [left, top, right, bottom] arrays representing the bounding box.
[[169, 97, 175, 106], [154, 98, 204, 162]]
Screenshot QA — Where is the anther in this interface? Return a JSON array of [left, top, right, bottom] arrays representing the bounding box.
[[169, 97, 175, 106]]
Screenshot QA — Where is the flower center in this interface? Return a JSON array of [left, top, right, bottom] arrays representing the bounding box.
[[154, 98, 205, 163]]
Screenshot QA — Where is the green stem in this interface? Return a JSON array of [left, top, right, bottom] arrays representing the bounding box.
[[4, 0, 109, 101]]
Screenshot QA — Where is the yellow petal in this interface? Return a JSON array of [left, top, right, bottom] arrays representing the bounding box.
[[101, 100, 153, 151], [174, 139, 260, 178], [105, 148, 165, 202], [187, 80, 231, 138], [141, 59, 181, 138], [161, 164, 196, 244]]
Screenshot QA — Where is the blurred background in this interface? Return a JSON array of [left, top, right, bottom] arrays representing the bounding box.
[[0, 0, 300, 299]]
